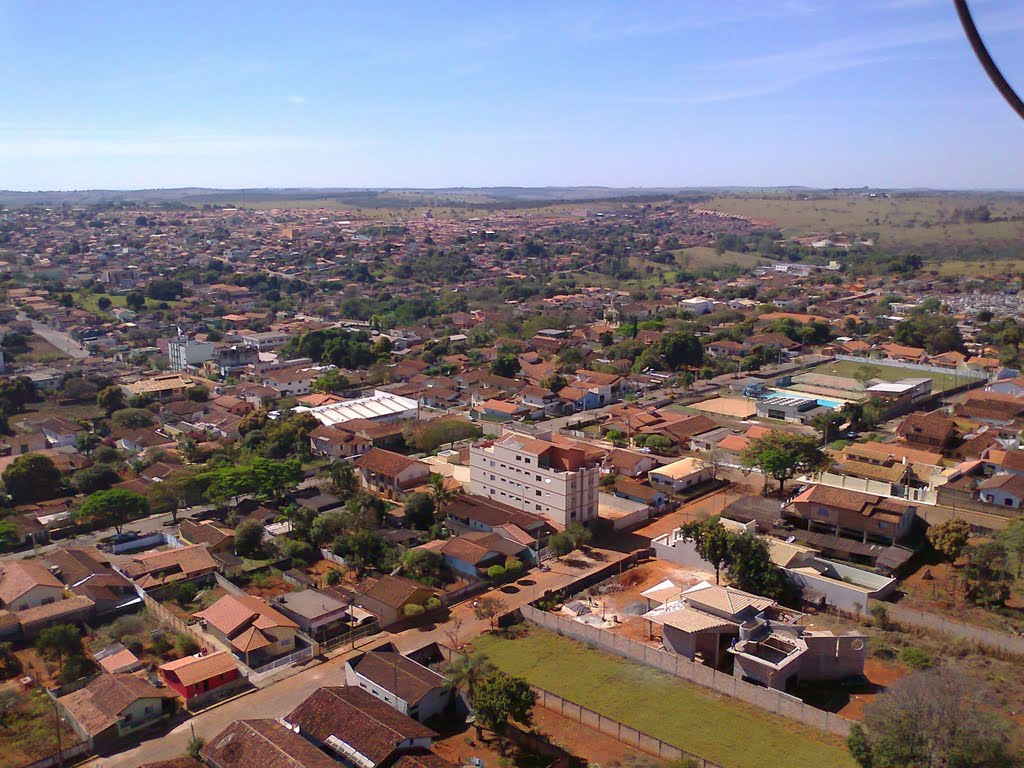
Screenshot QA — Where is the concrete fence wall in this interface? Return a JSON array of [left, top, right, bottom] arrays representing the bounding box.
[[887, 603, 1024, 657], [532, 686, 724, 768], [521, 605, 853, 739], [22, 741, 91, 768]]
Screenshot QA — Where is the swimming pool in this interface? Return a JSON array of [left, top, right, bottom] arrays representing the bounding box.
[[764, 390, 845, 409]]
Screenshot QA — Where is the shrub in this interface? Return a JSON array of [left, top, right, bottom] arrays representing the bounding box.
[[403, 603, 425, 618], [106, 614, 146, 643], [505, 559, 524, 580], [168, 581, 199, 606], [279, 538, 316, 565], [898, 646, 933, 670], [325, 569, 343, 586], [175, 634, 199, 657], [57, 655, 91, 685], [425, 597, 442, 612], [487, 564, 507, 583]]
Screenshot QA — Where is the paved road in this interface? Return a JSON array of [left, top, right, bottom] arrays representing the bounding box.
[[17, 311, 92, 359], [83, 546, 633, 768]]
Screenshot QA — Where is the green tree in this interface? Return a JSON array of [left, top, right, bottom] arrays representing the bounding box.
[[428, 473, 454, 523], [473, 595, 507, 631], [3, 453, 64, 504], [849, 669, 1012, 768], [961, 542, 1012, 607], [404, 492, 435, 531], [125, 291, 145, 311], [75, 488, 149, 534], [96, 385, 125, 415], [739, 431, 831, 494], [696, 522, 732, 585], [443, 652, 495, 704], [474, 672, 538, 750], [727, 534, 794, 602], [329, 460, 359, 498], [309, 511, 346, 545], [312, 369, 349, 394], [926, 517, 971, 562], [234, 520, 265, 557], [542, 373, 568, 393], [36, 624, 83, 671], [401, 548, 446, 587], [0, 520, 16, 550], [72, 464, 121, 494], [489, 354, 520, 378]]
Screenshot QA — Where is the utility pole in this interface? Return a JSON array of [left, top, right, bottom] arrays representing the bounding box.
[[52, 695, 63, 768]]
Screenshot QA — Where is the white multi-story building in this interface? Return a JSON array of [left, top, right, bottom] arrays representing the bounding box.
[[167, 338, 214, 372], [469, 428, 601, 527]]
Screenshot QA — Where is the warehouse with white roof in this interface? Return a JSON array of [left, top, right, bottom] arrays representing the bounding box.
[[296, 390, 419, 428]]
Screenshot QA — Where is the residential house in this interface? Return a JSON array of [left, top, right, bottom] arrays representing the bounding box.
[[0, 559, 65, 611], [649, 457, 712, 493], [517, 385, 562, 418], [45, 547, 137, 615], [201, 718, 343, 768], [355, 449, 431, 500], [356, 575, 440, 627], [609, 477, 669, 508], [195, 593, 299, 667], [978, 472, 1024, 509], [121, 544, 218, 591], [178, 520, 235, 553], [158, 651, 241, 703], [443, 494, 552, 543], [58, 673, 176, 753], [284, 686, 436, 767], [436, 532, 530, 577], [122, 373, 197, 401], [574, 369, 623, 406], [271, 589, 355, 641], [39, 417, 85, 449], [604, 448, 658, 478], [896, 411, 957, 451], [309, 424, 371, 460], [345, 648, 451, 722], [785, 485, 915, 546], [878, 343, 927, 364]]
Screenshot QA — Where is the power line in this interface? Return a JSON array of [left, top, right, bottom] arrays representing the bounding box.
[[954, 0, 1024, 120]]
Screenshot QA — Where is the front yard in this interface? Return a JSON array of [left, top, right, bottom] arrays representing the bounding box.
[[471, 627, 855, 768]]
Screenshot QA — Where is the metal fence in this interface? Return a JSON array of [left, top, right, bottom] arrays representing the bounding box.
[[319, 620, 382, 653], [248, 645, 314, 680], [887, 603, 1024, 657], [521, 605, 852, 739], [532, 685, 723, 768]]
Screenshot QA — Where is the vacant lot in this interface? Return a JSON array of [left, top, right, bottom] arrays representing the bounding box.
[[673, 246, 767, 270], [0, 688, 82, 767], [702, 195, 1024, 250], [811, 359, 965, 393], [472, 628, 855, 768]]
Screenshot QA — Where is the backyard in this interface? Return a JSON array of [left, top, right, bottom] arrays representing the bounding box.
[[471, 627, 855, 768]]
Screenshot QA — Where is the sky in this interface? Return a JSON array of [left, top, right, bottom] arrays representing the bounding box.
[[1, 0, 1022, 190]]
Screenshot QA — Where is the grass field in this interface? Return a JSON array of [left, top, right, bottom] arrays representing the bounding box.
[[674, 246, 768, 270], [472, 628, 855, 768], [811, 359, 969, 393], [73, 291, 178, 315], [702, 195, 1024, 249]]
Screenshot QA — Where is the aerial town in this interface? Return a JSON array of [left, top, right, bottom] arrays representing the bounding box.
[[0, 188, 1022, 768]]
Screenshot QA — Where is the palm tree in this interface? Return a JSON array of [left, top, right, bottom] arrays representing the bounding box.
[[443, 651, 494, 710], [429, 473, 454, 525]]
